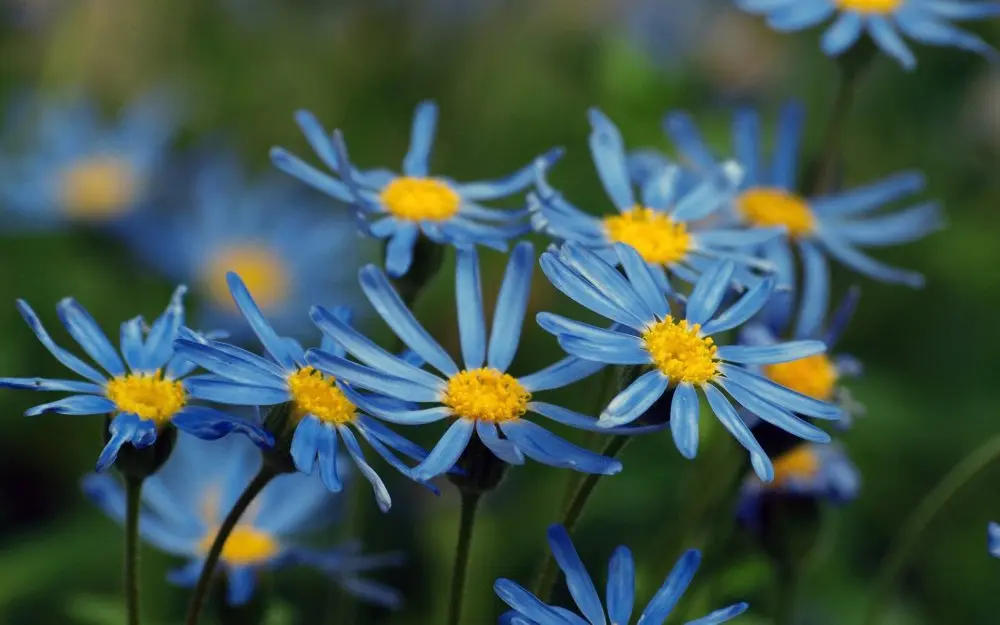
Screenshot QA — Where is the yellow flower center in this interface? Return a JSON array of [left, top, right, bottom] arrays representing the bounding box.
[[205, 245, 290, 312], [443, 368, 530, 423], [59, 156, 137, 220], [770, 445, 821, 487], [379, 176, 461, 222], [642, 316, 719, 384], [603, 206, 692, 265], [763, 354, 839, 401], [835, 0, 902, 13], [105, 372, 186, 426], [199, 525, 280, 567], [737, 187, 816, 238], [286, 367, 357, 425]]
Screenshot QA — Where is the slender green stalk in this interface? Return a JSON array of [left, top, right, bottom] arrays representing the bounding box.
[[773, 565, 798, 625], [533, 434, 631, 602], [862, 435, 1000, 625], [124, 476, 144, 625], [446, 491, 483, 625], [184, 466, 278, 625]]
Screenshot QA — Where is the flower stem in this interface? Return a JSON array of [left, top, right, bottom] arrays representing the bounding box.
[[533, 434, 631, 603], [184, 465, 278, 625], [124, 475, 144, 625], [773, 564, 798, 625], [862, 435, 1000, 625], [446, 491, 482, 625]]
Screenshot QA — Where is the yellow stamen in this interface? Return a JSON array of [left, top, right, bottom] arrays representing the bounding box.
[[443, 368, 530, 423], [287, 366, 357, 425], [770, 445, 821, 487], [642, 316, 719, 384], [380, 176, 460, 222], [737, 187, 816, 238], [199, 525, 279, 567], [105, 371, 185, 426], [205, 245, 290, 312], [603, 206, 692, 265], [836, 0, 902, 13], [60, 156, 137, 220], [763, 354, 839, 401]]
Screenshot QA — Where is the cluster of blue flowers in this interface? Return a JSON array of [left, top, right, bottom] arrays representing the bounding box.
[[0, 2, 996, 622]]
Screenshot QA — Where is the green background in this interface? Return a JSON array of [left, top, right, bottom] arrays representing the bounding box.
[[1, 1, 998, 623]]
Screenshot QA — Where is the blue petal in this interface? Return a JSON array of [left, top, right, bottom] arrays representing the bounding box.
[[184, 377, 290, 406], [561, 244, 656, 323], [142, 286, 187, 370], [339, 383, 451, 426], [694, 227, 785, 248], [25, 394, 116, 417], [606, 545, 635, 625], [558, 334, 651, 367], [0, 377, 104, 394], [670, 383, 700, 459], [16, 300, 104, 384], [488, 241, 534, 372], [599, 369, 669, 427], [771, 101, 805, 190], [305, 350, 443, 403], [546, 524, 606, 625], [97, 413, 158, 472], [519, 356, 605, 393], [701, 276, 775, 336], [794, 239, 831, 340], [588, 109, 635, 211], [662, 111, 716, 171], [317, 425, 343, 492], [501, 420, 622, 475], [670, 162, 743, 223], [458, 147, 564, 201], [822, 12, 864, 56], [225, 567, 258, 606], [412, 419, 475, 481], [539, 252, 647, 330], [732, 107, 760, 186], [638, 549, 700, 622], [685, 603, 750, 625], [929, 1, 1000, 20], [456, 247, 487, 369], [494, 579, 565, 623], [269, 147, 353, 202], [989, 522, 1000, 558], [402, 101, 438, 177], [824, 285, 861, 347], [173, 340, 286, 388], [291, 415, 323, 475], [720, 379, 831, 444], [716, 340, 826, 364], [868, 17, 917, 70], [56, 298, 126, 376], [639, 165, 680, 210], [686, 260, 737, 326], [615, 244, 669, 319], [817, 232, 924, 287], [537, 313, 640, 346], [825, 201, 943, 247], [385, 223, 419, 278], [339, 576, 405, 610], [226, 272, 297, 370], [531, 401, 668, 435], [120, 317, 146, 372], [294, 109, 343, 172], [476, 421, 525, 465], [340, 426, 393, 512], [767, 1, 835, 31], [811, 170, 924, 217], [896, 10, 999, 60], [356, 415, 433, 465], [719, 364, 842, 420], [172, 406, 275, 448], [702, 384, 773, 482]]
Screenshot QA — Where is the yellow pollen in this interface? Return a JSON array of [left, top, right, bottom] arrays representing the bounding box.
[[286, 367, 357, 425], [737, 187, 816, 238], [603, 206, 692, 265], [770, 445, 821, 487], [199, 525, 279, 567], [642, 316, 719, 384], [60, 156, 137, 220], [380, 176, 460, 222], [835, 0, 902, 13], [205, 245, 290, 312], [105, 371, 185, 426], [443, 368, 530, 423], [763, 354, 839, 401]]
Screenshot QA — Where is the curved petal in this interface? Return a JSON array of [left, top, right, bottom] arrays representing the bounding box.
[[588, 108, 635, 211], [719, 379, 830, 444], [25, 394, 116, 417], [519, 356, 605, 393], [598, 370, 669, 428], [173, 340, 286, 388], [184, 377, 290, 406], [142, 286, 187, 370], [385, 223, 419, 278], [822, 12, 865, 56], [716, 340, 827, 365], [701, 276, 775, 336], [702, 384, 773, 482], [546, 524, 606, 625], [476, 421, 525, 465], [412, 419, 476, 481], [290, 415, 322, 475], [16, 299, 106, 384], [172, 406, 274, 448], [615, 244, 669, 319], [719, 364, 842, 420], [226, 272, 297, 370], [402, 101, 438, 177], [339, 426, 393, 512], [56, 298, 126, 376], [607, 545, 635, 625], [670, 383, 700, 459], [456, 247, 487, 369], [97, 413, 158, 472], [794, 240, 830, 339], [501, 420, 622, 475], [489, 241, 534, 372], [638, 549, 700, 623], [685, 260, 737, 326], [0, 377, 104, 394], [305, 350, 443, 403]]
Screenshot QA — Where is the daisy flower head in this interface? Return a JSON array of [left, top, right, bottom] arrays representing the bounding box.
[[82, 433, 403, 607], [531, 108, 783, 290], [303, 241, 660, 483], [989, 522, 1000, 558], [132, 153, 365, 337], [0, 91, 176, 229], [495, 524, 748, 625], [735, 0, 1000, 70], [0, 287, 272, 472], [173, 273, 431, 513], [270, 100, 562, 278], [538, 243, 844, 481]]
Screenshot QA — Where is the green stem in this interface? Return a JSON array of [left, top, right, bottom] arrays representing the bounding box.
[[446, 491, 482, 625], [862, 435, 1000, 625], [774, 565, 798, 625], [124, 476, 144, 625], [533, 435, 631, 602], [184, 466, 278, 625]]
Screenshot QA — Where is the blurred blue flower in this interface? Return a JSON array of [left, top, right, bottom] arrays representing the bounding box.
[[662, 101, 943, 298], [989, 522, 1000, 558], [735, 0, 1000, 70], [174, 273, 430, 513], [0, 287, 271, 471], [539, 244, 843, 482], [304, 242, 660, 482], [532, 109, 781, 289], [0, 92, 176, 229], [131, 154, 366, 338], [495, 524, 748, 625], [270, 100, 561, 278], [82, 433, 403, 607]]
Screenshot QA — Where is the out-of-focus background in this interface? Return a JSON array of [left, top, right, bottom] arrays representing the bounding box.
[[1, 1, 998, 623]]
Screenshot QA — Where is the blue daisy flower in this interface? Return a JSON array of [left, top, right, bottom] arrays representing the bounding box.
[[538, 243, 844, 481], [0, 92, 176, 229], [303, 241, 662, 482], [735, 0, 1000, 70], [82, 433, 403, 607], [989, 522, 1000, 558], [531, 109, 782, 290], [495, 524, 748, 625], [132, 153, 366, 337], [173, 273, 431, 512], [663, 101, 943, 299], [269, 100, 562, 278], [0, 287, 272, 471]]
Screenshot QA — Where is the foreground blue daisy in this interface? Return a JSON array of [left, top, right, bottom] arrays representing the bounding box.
[[989, 522, 1000, 558], [663, 101, 942, 294], [539, 244, 843, 481], [82, 434, 403, 607], [0, 287, 271, 471], [304, 241, 657, 482], [531, 109, 781, 289], [270, 100, 561, 278], [735, 0, 1000, 70], [174, 273, 429, 512], [495, 524, 748, 625]]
